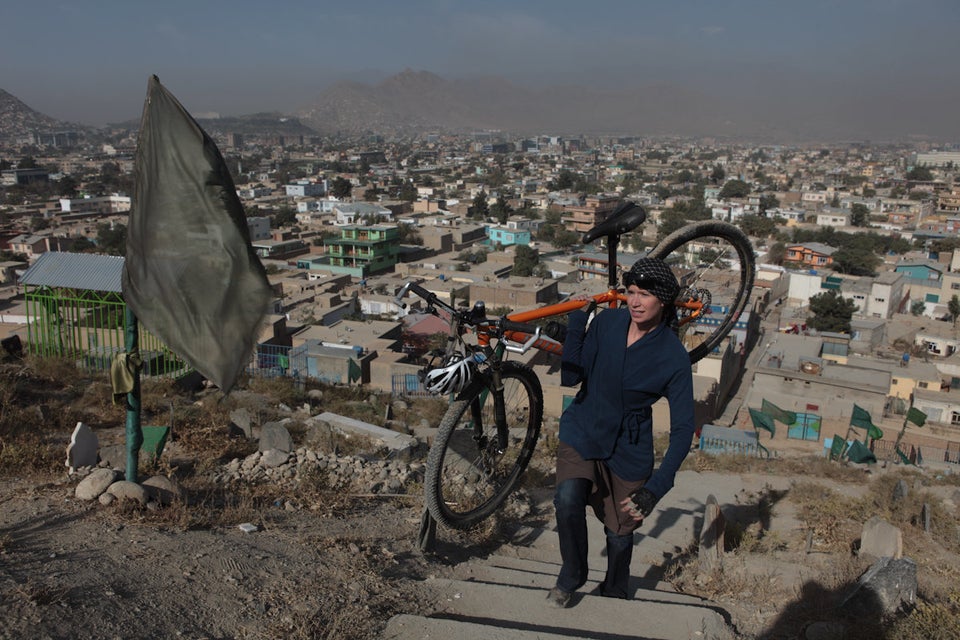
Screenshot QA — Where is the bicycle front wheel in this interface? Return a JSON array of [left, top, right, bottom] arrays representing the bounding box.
[[648, 220, 755, 364], [424, 361, 543, 530]]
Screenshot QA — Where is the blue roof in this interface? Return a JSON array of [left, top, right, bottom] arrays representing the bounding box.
[[19, 252, 124, 292]]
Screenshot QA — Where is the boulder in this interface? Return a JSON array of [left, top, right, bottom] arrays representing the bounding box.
[[106, 481, 149, 505], [839, 557, 917, 616], [142, 475, 183, 505], [75, 468, 118, 500]]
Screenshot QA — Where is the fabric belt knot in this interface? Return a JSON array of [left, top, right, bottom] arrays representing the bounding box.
[[624, 407, 652, 444]]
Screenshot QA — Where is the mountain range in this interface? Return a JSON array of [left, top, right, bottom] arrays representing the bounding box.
[[3, 70, 958, 144]]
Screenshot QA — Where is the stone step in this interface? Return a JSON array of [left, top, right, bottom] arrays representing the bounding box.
[[383, 614, 573, 640], [459, 560, 707, 607], [385, 577, 730, 640]]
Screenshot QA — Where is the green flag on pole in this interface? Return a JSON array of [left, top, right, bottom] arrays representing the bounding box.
[[762, 399, 797, 425], [851, 404, 883, 440], [906, 407, 927, 427], [829, 436, 847, 461], [846, 440, 877, 464], [749, 408, 777, 436]]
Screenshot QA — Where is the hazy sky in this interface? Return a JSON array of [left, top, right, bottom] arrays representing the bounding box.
[[3, 0, 959, 134]]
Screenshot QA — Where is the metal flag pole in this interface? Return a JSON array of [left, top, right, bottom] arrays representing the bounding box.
[[124, 307, 143, 482]]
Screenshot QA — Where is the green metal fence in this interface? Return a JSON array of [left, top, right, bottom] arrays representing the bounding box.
[[24, 285, 190, 378]]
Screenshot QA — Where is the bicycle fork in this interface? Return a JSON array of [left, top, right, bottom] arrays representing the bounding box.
[[468, 369, 510, 456]]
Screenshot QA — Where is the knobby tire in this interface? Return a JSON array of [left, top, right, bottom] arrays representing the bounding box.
[[424, 361, 543, 530], [648, 220, 755, 364]]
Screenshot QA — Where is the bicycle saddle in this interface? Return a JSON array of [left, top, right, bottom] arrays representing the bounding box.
[[582, 201, 647, 244]]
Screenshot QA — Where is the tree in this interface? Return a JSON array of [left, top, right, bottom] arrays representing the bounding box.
[[96, 222, 127, 256], [549, 170, 576, 191], [950, 295, 960, 328], [807, 290, 857, 334], [399, 181, 418, 202], [766, 241, 786, 265], [719, 179, 750, 199], [512, 245, 540, 277], [657, 209, 690, 241], [330, 176, 352, 200], [758, 193, 780, 214], [272, 206, 297, 228], [552, 228, 580, 250], [471, 190, 490, 220], [738, 214, 777, 238], [906, 165, 934, 181], [398, 222, 422, 245], [831, 246, 881, 276], [491, 194, 512, 224], [850, 203, 870, 227], [710, 164, 726, 184], [911, 300, 926, 316]]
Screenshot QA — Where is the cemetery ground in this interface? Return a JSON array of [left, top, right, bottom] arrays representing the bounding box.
[[1, 355, 960, 639]]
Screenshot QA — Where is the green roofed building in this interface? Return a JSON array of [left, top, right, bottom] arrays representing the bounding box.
[[298, 224, 400, 278]]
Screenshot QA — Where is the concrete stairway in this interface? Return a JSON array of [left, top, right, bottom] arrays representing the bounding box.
[[384, 472, 737, 640]]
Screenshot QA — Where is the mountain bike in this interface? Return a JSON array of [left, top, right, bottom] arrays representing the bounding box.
[[395, 200, 755, 531]]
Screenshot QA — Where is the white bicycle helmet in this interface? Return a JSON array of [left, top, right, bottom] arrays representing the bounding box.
[[422, 353, 473, 396]]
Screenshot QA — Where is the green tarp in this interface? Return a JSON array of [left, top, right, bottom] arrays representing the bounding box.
[[122, 75, 272, 393]]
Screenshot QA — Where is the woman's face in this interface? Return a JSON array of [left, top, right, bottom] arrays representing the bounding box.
[[625, 284, 664, 327]]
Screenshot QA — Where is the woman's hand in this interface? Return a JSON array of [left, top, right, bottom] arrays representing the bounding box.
[[619, 496, 645, 524]]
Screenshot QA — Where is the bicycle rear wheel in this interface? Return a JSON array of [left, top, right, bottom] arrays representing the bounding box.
[[424, 361, 543, 530], [648, 220, 755, 364]]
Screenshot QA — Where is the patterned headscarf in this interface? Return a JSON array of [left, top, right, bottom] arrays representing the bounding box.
[[622, 257, 680, 307]]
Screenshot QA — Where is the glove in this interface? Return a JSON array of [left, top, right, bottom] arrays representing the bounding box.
[[628, 487, 658, 518]]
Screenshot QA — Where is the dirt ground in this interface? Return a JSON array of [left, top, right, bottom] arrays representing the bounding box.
[[2, 359, 960, 640], [0, 475, 445, 640]]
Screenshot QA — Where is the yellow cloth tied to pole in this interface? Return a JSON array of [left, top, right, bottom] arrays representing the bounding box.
[[111, 351, 143, 404]]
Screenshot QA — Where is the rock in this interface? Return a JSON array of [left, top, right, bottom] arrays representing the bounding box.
[[142, 475, 183, 505], [860, 516, 902, 559], [66, 422, 98, 471], [76, 468, 118, 501], [106, 481, 149, 505], [261, 449, 290, 468], [892, 479, 909, 502], [97, 443, 126, 470], [259, 422, 293, 453], [839, 557, 917, 616], [393, 400, 408, 411], [307, 389, 323, 402], [229, 408, 253, 439], [98, 492, 116, 506], [699, 494, 725, 571]]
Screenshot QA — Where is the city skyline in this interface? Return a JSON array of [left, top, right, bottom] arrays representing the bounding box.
[[2, 0, 960, 140]]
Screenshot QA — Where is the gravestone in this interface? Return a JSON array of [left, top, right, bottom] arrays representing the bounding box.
[[66, 422, 98, 472], [98, 443, 126, 469], [860, 516, 902, 559], [921, 503, 931, 534], [839, 557, 917, 616], [699, 494, 726, 570], [892, 479, 909, 502], [259, 422, 293, 453], [229, 408, 253, 439]]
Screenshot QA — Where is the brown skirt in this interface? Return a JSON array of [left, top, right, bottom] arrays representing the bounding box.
[[556, 441, 647, 536]]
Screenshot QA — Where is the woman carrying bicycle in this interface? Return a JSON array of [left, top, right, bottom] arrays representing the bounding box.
[[548, 256, 696, 608]]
